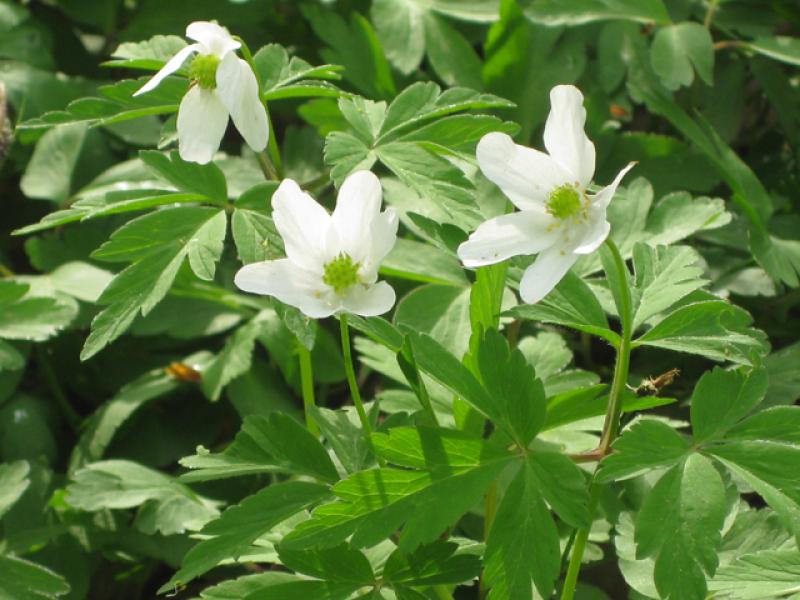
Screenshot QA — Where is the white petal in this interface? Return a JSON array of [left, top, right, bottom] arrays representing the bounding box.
[[543, 85, 596, 188], [519, 247, 579, 304], [573, 210, 610, 255], [176, 86, 228, 164], [271, 179, 331, 272], [341, 282, 396, 317], [359, 208, 399, 284], [186, 21, 240, 58], [216, 53, 269, 152], [331, 171, 383, 263], [457, 211, 558, 268], [133, 44, 198, 96], [591, 162, 637, 209], [234, 259, 337, 318], [477, 132, 573, 211]]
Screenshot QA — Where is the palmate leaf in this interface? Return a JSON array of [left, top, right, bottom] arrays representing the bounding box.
[[277, 544, 374, 585], [180, 413, 339, 484], [66, 460, 219, 535], [161, 481, 331, 592], [252, 44, 343, 101], [633, 296, 768, 365], [650, 22, 714, 90], [382, 540, 481, 586], [81, 206, 227, 359], [0, 281, 78, 343], [630, 243, 707, 330], [484, 461, 560, 600], [709, 549, 800, 599], [635, 454, 728, 600], [281, 426, 514, 552]]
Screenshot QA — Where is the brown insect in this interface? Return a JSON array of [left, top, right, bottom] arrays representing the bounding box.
[[164, 362, 202, 382], [637, 368, 680, 395], [609, 104, 629, 118]]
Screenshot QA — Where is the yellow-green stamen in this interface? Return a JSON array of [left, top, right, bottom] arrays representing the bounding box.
[[322, 253, 360, 295], [189, 54, 221, 89], [546, 184, 583, 220]]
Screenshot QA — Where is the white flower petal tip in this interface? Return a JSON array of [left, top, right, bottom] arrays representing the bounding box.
[[457, 211, 558, 268], [176, 87, 228, 164], [133, 44, 198, 97], [234, 171, 397, 319], [519, 249, 579, 305], [544, 84, 595, 187], [186, 21, 240, 57], [592, 161, 638, 210], [215, 53, 268, 152]]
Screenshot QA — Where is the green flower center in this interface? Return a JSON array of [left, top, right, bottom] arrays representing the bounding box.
[[546, 184, 583, 220], [189, 54, 221, 89], [322, 253, 360, 295]]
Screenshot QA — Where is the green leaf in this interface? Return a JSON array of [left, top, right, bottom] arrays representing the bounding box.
[[68, 362, 186, 472], [423, 13, 483, 90], [231, 209, 282, 265], [0, 555, 70, 599], [373, 426, 509, 470], [709, 549, 800, 600], [710, 441, 800, 541], [763, 341, 800, 408], [650, 22, 714, 90], [383, 540, 481, 586], [282, 441, 511, 551], [633, 299, 767, 365], [528, 452, 590, 527], [727, 406, 800, 444], [747, 36, 800, 67], [277, 544, 374, 584], [0, 461, 30, 519], [20, 123, 88, 203], [382, 239, 469, 287], [395, 284, 470, 357], [475, 329, 546, 447], [507, 272, 620, 346], [302, 5, 395, 99], [106, 34, 188, 70], [17, 77, 185, 134], [180, 413, 338, 484], [243, 580, 361, 600], [140, 150, 227, 203], [484, 461, 560, 599], [630, 244, 707, 330], [82, 207, 227, 359], [309, 406, 371, 474], [596, 419, 690, 483], [202, 317, 269, 402], [691, 367, 768, 443], [370, 0, 426, 75], [161, 481, 330, 591], [635, 454, 728, 600], [0, 340, 24, 371], [66, 460, 218, 535], [524, 0, 670, 26], [0, 281, 77, 342], [544, 387, 675, 431], [253, 43, 343, 101]]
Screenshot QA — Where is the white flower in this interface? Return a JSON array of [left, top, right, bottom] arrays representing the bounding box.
[[133, 21, 268, 164], [458, 85, 635, 304], [234, 171, 399, 318]]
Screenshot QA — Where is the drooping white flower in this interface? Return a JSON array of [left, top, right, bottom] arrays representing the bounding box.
[[234, 171, 399, 318], [458, 85, 635, 304], [133, 21, 268, 164]]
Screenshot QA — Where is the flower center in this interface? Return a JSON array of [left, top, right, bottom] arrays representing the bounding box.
[[322, 253, 360, 295], [189, 54, 221, 89], [546, 184, 583, 220]]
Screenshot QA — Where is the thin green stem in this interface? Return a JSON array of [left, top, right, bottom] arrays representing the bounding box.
[[432, 585, 455, 600], [560, 238, 633, 600], [339, 314, 382, 465], [560, 483, 602, 600], [703, 0, 719, 28], [37, 346, 80, 431], [298, 344, 319, 436]]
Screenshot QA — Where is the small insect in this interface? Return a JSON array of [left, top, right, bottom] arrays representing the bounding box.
[[637, 368, 680, 395], [164, 362, 202, 382], [609, 103, 629, 118]]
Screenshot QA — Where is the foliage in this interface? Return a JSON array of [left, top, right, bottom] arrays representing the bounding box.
[[1, 1, 798, 599]]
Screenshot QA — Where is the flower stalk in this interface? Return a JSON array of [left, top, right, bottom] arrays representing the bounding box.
[[560, 238, 633, 600], [298, 344, 319, 436]]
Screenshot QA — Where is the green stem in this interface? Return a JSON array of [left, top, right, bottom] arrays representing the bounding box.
[[339, 314, 382, 465], [37, 346, 80, 431], [560, 238, 633, 600], [298, 344, 319, 436], [432, 585, 455, 600]]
